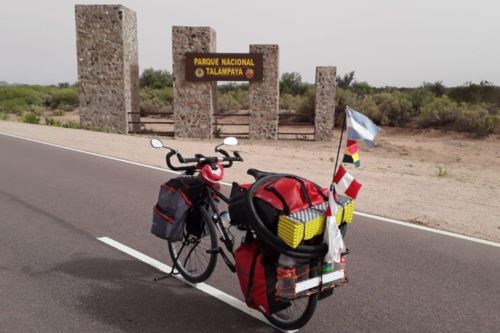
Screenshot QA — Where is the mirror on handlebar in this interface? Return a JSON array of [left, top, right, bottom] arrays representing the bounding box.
[[223, 137, 238, 146], [150, 138, 164, 148], [215, 136, 238, 152]]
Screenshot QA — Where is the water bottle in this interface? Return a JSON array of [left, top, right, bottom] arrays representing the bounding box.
[[276, 266, 296, 299]]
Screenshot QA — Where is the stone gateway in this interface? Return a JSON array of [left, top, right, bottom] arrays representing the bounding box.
[[75, 5, 139, 133]]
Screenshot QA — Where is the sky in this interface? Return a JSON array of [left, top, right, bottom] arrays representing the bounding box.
[[0, 0, 499, 87]]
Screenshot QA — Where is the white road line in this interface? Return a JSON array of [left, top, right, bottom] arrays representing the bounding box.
[[97, 236, 295, 333], [2, 130, 499, 248], [356, 212, 500, 248]]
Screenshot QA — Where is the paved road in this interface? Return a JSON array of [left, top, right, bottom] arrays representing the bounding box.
[[1, 134, 499, 333]]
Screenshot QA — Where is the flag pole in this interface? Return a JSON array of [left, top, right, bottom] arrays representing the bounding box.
[[333, 108, 347, 176]]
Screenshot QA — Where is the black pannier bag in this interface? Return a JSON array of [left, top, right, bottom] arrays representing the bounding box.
[[151, 177, 205, 241]]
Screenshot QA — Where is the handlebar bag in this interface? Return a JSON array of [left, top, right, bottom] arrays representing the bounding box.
[[151, 177, 205, 241], [235, 238, 290, 315]]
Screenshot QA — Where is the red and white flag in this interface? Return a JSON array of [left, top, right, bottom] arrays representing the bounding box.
[[333, 165, 362, 199]]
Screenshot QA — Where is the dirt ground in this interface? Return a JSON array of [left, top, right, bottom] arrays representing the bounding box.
[[1, 121, 499, 242]]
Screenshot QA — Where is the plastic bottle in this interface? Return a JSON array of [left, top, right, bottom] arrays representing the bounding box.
[[276, 266, 296, 299]]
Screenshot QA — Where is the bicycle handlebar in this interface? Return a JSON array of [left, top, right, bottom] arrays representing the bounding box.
[[165, 149, 243, 172]]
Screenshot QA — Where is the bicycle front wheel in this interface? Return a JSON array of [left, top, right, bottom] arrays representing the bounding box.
[[167, 207, 218, 283], [264, 294, 318, 330]]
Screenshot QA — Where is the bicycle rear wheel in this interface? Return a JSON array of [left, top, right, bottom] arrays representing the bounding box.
[[264, 294, 318, 330], [168, 207, 218, 283]]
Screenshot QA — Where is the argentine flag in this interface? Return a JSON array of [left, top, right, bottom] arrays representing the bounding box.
[[346, 106, 381, 147]]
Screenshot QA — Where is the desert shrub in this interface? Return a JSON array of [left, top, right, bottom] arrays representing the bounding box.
[[351, 81, 372, 96], [30, 105, 46, 115], [22, 112, 40, 124], [280, 72, 307, 95], [0, 112, 8, 120], [404, 88, 435, 117], [418, 96, 462, 128], [423, 81, 446, 97], [217, 93, 240, 113], [140, 68, 173, 89], [45, 117, 62, 127], [52, 110, 66, 116], [139, 88, 173, 113], [231, 89, 249, 110], [62, 121, 80, 129], [297, 86, 316, 116], [0, 86, 47, 115], [0, 98, 29, 115], [448, 81, 500, 107], [355, 95, 382, 124], [373, 92, 412, 126], [0, 86, 45, 106], [279, 93, 304, 112], [453, 104, 498, 136], [48, 88, 79, 110]]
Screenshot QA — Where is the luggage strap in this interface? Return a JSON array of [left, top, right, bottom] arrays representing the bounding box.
[[264, 175, 321, 214]]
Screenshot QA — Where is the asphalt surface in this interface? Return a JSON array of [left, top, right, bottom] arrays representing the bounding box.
[[1, 134, 499, 333]]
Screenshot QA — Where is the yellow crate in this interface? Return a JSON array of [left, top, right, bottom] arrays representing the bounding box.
[[336, 196, 355, 224], [277, 197, 355, 248]]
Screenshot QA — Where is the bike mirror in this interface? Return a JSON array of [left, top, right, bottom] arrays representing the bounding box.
[[150, 138, 164, 148], [223, 137, 238, 146]]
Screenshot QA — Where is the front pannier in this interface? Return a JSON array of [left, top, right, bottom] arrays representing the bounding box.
[[151, 177, 205, 241]]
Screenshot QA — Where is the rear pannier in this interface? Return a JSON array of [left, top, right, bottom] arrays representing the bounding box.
[[151, 177, 205, 241]]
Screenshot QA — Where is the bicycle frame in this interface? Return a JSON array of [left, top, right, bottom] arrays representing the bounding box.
[[201, 185, 237, 273]]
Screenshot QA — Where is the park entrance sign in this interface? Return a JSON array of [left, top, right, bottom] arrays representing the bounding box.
[[185, 53, 263, 81]]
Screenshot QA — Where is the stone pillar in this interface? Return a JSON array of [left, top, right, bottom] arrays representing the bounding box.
[[172, 26, 216, 139], [314, 66, 337, 141], [75, 5, 140, 133], [248, 45, 279, 140]]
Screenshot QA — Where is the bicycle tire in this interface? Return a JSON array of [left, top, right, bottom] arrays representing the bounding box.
[[168, 206, 218, 283], [265, 293, 319, 330]]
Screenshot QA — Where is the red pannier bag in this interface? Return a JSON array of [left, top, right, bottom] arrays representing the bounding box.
[[235, 239, 289, 315]]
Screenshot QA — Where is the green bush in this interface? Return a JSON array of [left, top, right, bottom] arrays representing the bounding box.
[[0, 86, 45, 106], [217, 93, 240, 113], [140, 68, 173, 89], [280, 72, 307, 95], [0, 112, 8, 120], [139, 88, 173, 113], [62, 121, 80, 129], [355, 95, 381, 124], [22, 112, 40, 124], [454, 104, 498, 136], [404, 88, 435, 117], [280, 94, 304, 112], [44, 117, 62, 127], [418, 96, 462, 128], [351, 81, 372, 96], [373, 92, 412, 126], [0, 98, 29, 115], [297, 86, 316, 116], [48, 88, 79, 110]]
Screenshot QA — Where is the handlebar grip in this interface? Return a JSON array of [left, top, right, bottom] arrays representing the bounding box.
[[217, 148, 233, 168], [177, 153, 198, 164], [234, 151, 243, 161]]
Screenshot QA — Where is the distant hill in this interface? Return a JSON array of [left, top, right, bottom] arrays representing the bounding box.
[[0, 81, 9, 86]]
